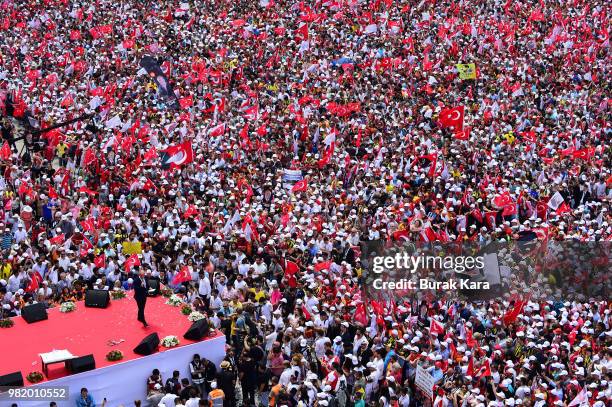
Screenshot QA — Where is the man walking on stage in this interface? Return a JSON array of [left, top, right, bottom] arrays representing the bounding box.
[[133, 268, 149, 327]]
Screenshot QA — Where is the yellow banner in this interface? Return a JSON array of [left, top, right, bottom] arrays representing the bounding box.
[[456, 63, 476, 80], [122, 241, 142, 255]]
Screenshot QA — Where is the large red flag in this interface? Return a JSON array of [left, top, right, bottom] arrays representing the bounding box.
[[354, 302, 367, 325], [49, 233, 66, 246], [26, 271, 43, 293], [284, 260, 299, 276], [502, 300, 525, 325], [314, 260, 332, 272], [94, 253, 106, 269], [477, 359, 492, 378], [291, 178, 308, 193], [172, 266, 192, 285], [161, 141, 194, 169], [48, 185, 59, 199], [429, 318, 445, 335], [0, 142, 11, 160], [80, 218, 96, 233], [466, 356, 475, 377], [124, 254, 141, 272], [439, 105, 465, 131]]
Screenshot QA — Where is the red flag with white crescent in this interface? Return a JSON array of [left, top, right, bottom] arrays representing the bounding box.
[[172, 266, 192, 285], [429, 318, 445, 335], [439, 105, 465, 131], [124, 254, 141, 272], [161, 141, 194, 169], [291, 178, 308, 193], [94, 253, 106, 269]]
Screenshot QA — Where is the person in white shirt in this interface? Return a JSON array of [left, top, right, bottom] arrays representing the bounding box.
[[14, 224, 27, 243], [7, 270, 21, 293], [209, 290, 223, 314], [314, 311, 330, 330], [37, 281, 53, 299], [251, 257, 267, 278], [197, 271, 211, 300], [304, 293, 319, 314], [184, 394, 200, 407], [271, 309, 284, 330], [314, 333, 330, 360], [279, 362, 298, 387], [158, 392, 178, 407], [58, 251, 71, 271], [234, 274, 248, 291], [260, 300, 273, 321]]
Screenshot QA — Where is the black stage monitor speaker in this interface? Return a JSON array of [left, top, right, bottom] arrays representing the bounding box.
[[0, 371, 24, 386], [147, 278, 160, 296], [85, 289, 110, 308], [66, 354, 96, 374], [183, 319, 210, 341], [133, 333, 160, 355], [22, 303, 48, 323]]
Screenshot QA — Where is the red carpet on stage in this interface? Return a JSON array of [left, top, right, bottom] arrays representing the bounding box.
[[2, 294, 222, 383]]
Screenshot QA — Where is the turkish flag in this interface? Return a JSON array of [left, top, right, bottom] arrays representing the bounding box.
[[0, 142, 11, 160], [314, 260, 332, 271], [295, 23, 309, 41], [183, 205, 200, 218], [48, 185, 59, 199], [429, 318, 445, 335], [80, 236, 94, 257], [208, 122, 226, 137], [317, 151, 332, 168], [179, 96, 193, 109], [302, 305, 311, 320], [124, 254, 141, 272], [60, 94, 74, 108], [161, 141, 194, 169], [26, 271, 43, 293], [477, 359, 492, 378], [354, 302, 368, 325], [70, 30, 82, 40], [243, 105, 259, 120], [466, 356, 475, 377], [502, 300, 525, 325], [142, 178, 158, 191], [532, 227, 549, 240], [80, 218, 96, 233], [502, 204, 517, 217], [291, 178, 308, 193], [172, 266, 191, 285], [230, 19, 246, 27], [284, 260, 299, 276], [94, 253, 106, 269], [572, 147, 595, 160], [83, 149, 97, 166], [370, 300, 384, 317], [439, 105, 465, 131], [454, 126, 471, 140], [556, 202, 571, 215], [392, 229, 410, 241], [122, 39, 135, 49], [493, 192, 513, 208], [79, 186, 97, 195], [49, 233, 66, 246]]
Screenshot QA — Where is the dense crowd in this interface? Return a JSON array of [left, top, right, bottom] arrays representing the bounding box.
[[0, 0, 611, 405]]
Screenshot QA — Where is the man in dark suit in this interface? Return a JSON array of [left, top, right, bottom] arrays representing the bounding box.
[[133, 268, 149, 327]]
